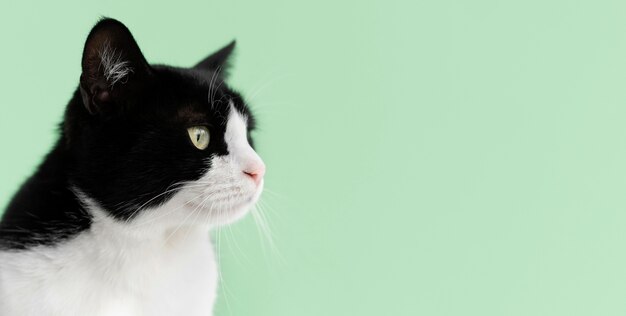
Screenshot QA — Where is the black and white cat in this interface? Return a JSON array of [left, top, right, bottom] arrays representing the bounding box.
[[0, 18, 265, 315]]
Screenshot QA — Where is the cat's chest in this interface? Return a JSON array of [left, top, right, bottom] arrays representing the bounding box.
[[0, 222, 219, 316]]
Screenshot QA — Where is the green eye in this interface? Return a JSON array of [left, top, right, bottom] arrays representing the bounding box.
[[187, 126, 210, 150]]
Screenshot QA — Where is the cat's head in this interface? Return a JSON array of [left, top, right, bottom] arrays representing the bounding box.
[[64, 18, 264, 227]]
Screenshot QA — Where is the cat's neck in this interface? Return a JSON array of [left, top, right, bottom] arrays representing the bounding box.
[[0, 140, 89, 249], [1, 137, 215, 250], [83, 196, 213, 249]]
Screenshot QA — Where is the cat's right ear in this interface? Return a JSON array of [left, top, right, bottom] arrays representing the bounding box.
[[79, 18, 151, 115], [193, 40, 236, 78]]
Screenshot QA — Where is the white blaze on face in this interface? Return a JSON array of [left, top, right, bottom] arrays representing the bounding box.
[[224, 104, 266, 185]]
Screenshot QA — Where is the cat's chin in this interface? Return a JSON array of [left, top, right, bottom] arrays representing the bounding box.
[[183, 181, 264, 227], [184, 200, 251, 226]]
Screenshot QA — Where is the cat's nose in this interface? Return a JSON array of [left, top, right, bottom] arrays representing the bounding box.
[[243, 161, 265, 186]]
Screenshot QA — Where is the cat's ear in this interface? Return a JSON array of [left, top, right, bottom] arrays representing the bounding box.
[[79, 18, 151, 115], [193, 40, 236, 77]]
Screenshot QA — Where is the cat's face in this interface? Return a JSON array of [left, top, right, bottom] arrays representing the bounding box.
[[64, 19, 264, 227]]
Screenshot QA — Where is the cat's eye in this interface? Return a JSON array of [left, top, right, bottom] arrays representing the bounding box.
[[187, 126, 210, 150]]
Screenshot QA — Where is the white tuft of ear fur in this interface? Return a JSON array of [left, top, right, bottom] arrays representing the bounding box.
[[99, 41, 134, 86]]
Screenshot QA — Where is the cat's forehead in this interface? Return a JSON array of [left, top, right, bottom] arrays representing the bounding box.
[[154, 72, 221, 116], [150, 66, 253, 128], [175, 100, 232, 124]]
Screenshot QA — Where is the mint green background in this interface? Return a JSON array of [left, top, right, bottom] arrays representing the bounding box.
[[2, 1, 626, 315]]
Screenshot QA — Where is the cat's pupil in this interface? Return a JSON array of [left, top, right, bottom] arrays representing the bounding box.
[[196, 133, 201, 142]]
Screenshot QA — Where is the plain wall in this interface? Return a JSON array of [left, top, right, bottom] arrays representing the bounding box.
[[2, 1, 626, 315]]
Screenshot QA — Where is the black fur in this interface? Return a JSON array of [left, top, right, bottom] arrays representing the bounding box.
[[0, 18, 255, 249]]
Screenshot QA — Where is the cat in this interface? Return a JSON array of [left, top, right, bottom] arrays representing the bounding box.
[[0, 18, 265, 316]]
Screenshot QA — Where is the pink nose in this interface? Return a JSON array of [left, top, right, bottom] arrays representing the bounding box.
[[243, 163, 265, 185]]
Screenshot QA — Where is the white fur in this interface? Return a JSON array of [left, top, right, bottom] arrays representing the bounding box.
[[99, 41, 133, 86], [0, 105, 264, 316]]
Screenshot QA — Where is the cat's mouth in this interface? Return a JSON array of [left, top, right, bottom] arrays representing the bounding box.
[[184, 192, 258, 214], [177, 178, 264, 225]]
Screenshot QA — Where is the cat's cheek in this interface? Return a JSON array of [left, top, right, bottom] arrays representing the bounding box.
[[217, 178, 264, 226], [205, 179, 264, 227]]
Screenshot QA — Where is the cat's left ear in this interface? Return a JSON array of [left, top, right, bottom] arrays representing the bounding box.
[[193, 40, 236, 77], [80, 18, 152, 115]]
